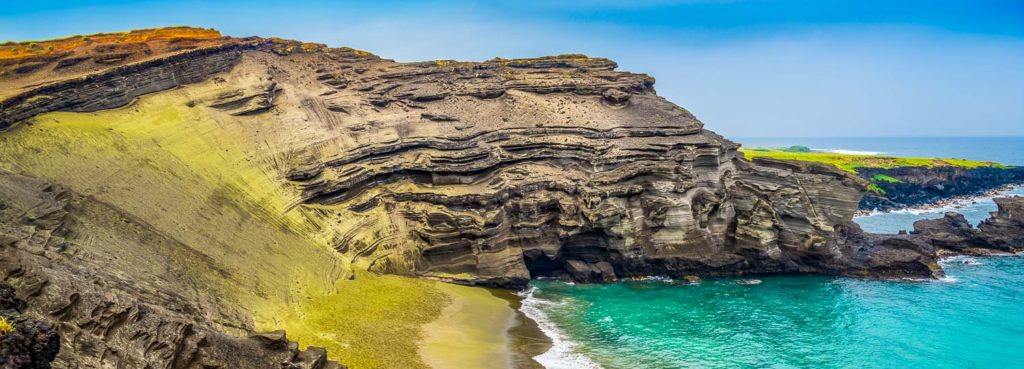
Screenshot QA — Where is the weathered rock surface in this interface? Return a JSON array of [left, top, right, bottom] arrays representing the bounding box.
[[0, 282, 60, 369], [0, 27, 984, 368], [977, 197, 1024, 249], [0, 42, 247, 129], [912, 212, 988, 251], [859, 166, 1024, 211], [911, 197, 1024, 254], [0, 171, 344, 369], [0, 28, 949, 287]]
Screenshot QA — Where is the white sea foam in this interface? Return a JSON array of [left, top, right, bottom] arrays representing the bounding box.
[[814, 148, 885, 156], [940, 255, 984, 266], [938, 276, 959, 283], [857, 185, 1024, 218], [517, 288, 604, 369]]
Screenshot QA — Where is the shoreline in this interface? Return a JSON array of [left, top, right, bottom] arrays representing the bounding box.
[[418, 283, 553, 369], [418, 283, 517, 369], [514, 287, 605, 369], [490, 288, 553, 369], [416, 185, 1024, 369], [855, 183, 1023, 217]]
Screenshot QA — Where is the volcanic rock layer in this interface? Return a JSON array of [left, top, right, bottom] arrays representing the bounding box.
[[0, 27, 981, 368], [859, 166, 1024, 211]]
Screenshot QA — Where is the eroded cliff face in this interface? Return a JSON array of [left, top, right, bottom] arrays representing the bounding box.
[[0, 172, 346, 369], [0, 27, 944, 368], [859, 166, 1024, 211]]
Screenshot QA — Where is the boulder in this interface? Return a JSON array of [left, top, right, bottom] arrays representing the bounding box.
[[978, 197, 1024, 250]]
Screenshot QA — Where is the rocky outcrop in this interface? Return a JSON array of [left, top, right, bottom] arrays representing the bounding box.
[[276, 47, 938, 285], [0, 282, 60, 369], [0, 28, 950, 288], [859, 166, 1024, 211], [911, 197, 1024, 254], [824, 222, 943, 278], [0, 171, 344, 369], [977, 197, 1024, 249], [912, 213, 988, 252], [0, 28, 378, 130], [0, 42, 247, 130]]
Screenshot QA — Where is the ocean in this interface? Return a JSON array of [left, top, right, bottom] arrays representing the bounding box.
[[521, 137, 1024, 369]]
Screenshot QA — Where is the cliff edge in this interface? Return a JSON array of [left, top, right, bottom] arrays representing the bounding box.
[[0, 27, 955, 368]]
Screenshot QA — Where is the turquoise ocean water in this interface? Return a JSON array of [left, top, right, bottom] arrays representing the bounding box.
[[522, 137, 1024, 369]]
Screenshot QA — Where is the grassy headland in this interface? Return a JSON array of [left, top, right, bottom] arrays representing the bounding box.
[[740, 148, 1008, 173], [740, 147, 1011, 196]]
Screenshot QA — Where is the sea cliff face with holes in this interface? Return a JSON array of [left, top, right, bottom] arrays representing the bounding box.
[[0, 27, 963, 368]]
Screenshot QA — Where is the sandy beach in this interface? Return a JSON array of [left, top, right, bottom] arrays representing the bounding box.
[[419, 284, 551, 369]]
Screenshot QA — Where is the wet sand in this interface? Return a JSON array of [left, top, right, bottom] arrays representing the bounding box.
[[418, 283, 551, 369], [490, 288, 553, 369]]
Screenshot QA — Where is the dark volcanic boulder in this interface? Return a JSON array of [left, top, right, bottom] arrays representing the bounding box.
[[906, 197, 1024, 254], [977, 197, 1024, 250], [0, 282, 60, 369], [912, 212, 987, 251], [826, 222, 943, 279]]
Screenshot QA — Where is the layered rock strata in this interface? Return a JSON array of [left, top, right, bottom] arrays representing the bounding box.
[[0, 28, 947, 287], [0, 27, 974, 367], [2, 28, 943, 288], [859, 166, 1024, 211], [0, 171, 344, 369]]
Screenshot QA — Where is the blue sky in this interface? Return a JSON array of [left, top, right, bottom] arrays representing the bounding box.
[[2, 0, 1023, 137]]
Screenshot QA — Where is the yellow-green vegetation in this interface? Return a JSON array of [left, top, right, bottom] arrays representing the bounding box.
[[0, 84, 467, 368], [871, 174, 902, 183], [0, 316, 13, 335], [740, 148, 1008, 173], [867, 183, 888, 196]]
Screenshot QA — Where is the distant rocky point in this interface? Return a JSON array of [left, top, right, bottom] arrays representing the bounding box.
[[741, 148, 1024, 211]]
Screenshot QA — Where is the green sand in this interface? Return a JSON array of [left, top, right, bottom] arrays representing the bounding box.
[[0, 86, 523, 369], [419, 284, 517, 369]]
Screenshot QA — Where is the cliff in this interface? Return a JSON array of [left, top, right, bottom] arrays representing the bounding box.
[[859, 166, 1024, 211], [0, 27, 957, 368], [739, 148, 1022, 211]]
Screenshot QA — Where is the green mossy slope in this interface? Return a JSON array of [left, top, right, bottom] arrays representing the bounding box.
[[0, 87, 455, 369]]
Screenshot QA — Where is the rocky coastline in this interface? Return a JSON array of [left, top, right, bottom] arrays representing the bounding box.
[[859, 166, 1024, 212], [1, 27, 1023, 369], [911, 196, 1024, 256], [856, 183, 1023, 217]]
